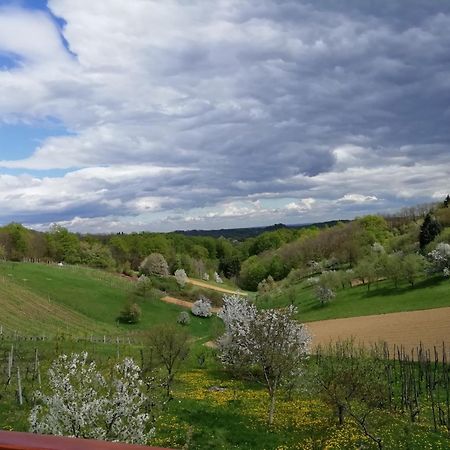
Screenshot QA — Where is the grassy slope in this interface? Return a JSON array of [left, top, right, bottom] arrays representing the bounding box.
[[261, 276, 450, 322], [0, 276, 115, 336], [0, 262, 220, 341]]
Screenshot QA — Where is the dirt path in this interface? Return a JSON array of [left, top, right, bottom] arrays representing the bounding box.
[[187, 278, 248, 296], [306, 307, 450, 355], [161, 295, 221, 313]]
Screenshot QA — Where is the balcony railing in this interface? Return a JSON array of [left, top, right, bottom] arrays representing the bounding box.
[[0, 431, 170, 450]]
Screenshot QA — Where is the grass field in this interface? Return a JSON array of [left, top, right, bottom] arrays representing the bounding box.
[[260, 276, 450, 322], [0, 262, 221, 342], [1, 338, 449, 450], [0, 262, 450, 448]]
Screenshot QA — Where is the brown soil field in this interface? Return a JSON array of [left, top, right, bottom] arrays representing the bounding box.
[[187, 278, 248, 296], [161, 295, 221, 313], [306, 307, 450, 356]]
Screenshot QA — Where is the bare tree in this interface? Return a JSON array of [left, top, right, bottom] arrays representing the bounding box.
[[147, 325, 190, 399]]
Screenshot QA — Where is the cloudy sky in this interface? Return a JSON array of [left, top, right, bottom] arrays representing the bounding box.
[[0, 0, 449, 233]]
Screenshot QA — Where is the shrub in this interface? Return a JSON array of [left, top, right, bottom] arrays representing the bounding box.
[[118, 302, 142, 324], [134, 275, 153, 298], [191, 296, 212, 317], [177, 311, 191, 326]]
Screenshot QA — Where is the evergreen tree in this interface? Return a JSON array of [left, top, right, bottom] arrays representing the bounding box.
[[419, 213, 442, 250], [444, 194, 450, 208]]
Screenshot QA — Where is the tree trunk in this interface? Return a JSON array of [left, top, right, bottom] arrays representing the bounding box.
[[338, 404, 345, 425], [268, 391, 276, 426]]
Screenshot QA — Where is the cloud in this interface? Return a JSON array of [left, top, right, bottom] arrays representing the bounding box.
[[338, 194, 378, 204], [0, 1, 449, 231]]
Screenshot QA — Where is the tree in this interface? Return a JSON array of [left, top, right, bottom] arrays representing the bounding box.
[[402, 253, 425, 286], [30, 353, 155, 444], [355, 257, 378, 290], [134, 275, 153, 298], [315, 284, 336, 306], [47, 225, 80, 264], [419, 213, 442, 250], [219, 253, 241, 278], [428, 242, 450, 276], [191, 296, 212, 317], [147, 325, 190, 399], [314, 341, 388, 449], [238, 256, 268, 291], [174, 268, 188, 287], [444, 195, 449, 208], [140, 253, 169, 277], [217, 296, 311, 425], [118, 301, 142, 324], [80, 241, 115, 269], [383, 253, 404, 288]]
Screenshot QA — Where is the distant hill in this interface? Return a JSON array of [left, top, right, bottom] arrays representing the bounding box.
[[175, 220, 350, 240]]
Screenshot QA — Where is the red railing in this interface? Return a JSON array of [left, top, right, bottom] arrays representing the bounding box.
[[0, 431, 170, 450]]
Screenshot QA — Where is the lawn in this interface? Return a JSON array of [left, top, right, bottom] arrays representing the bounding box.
[[259, 276, 450, 322], [0, 262, 221, 341]]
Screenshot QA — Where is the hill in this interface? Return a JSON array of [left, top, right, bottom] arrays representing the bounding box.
[[0, 262, 220, 341], [175, 220, 349, 240]]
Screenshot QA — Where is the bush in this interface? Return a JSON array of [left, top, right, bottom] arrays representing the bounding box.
[[177, 311, 191, 326], [134, 275, 153, 298], [118, 301, 142, 324], [191, 296, 212, 317], [150, 275, 180, 293]]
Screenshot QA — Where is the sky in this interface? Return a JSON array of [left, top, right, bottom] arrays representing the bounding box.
[[0, 0, 449, 233]]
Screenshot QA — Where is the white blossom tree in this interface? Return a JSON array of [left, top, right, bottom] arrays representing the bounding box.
[[315, 285, 336, 306], [191, 296, 212, 317], [139, 253, 169, 277], [428, 242, 450, 277], [217, 296, 311, 425], [30, 353, 155, 444], [174, 268, 188, 287], [214, 272, 223, 284]]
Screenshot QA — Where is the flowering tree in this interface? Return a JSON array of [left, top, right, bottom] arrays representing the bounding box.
[[217, 296, 311, 425], [139, 253, 169, 277], [202, 272, 210, 281], [214, 272, 223, 284], [428, 242, 450, 277], [315, 284, 336, 306], [30, 353, 155, 444], [174, 268, 188, 287], [191, 296, 212, 317]]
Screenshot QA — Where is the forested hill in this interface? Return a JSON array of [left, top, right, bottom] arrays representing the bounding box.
[[176, 220, 349, 240], [0, 197, 448, 293]]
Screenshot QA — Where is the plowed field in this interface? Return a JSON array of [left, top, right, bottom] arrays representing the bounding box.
[[307, 307, 450, 355]]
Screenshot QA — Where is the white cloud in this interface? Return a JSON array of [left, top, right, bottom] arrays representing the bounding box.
[[337, 194, 378, 203], [0, 1, 450, 231]]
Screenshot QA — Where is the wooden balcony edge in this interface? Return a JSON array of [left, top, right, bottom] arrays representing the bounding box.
[[0, 431, 171, 450]]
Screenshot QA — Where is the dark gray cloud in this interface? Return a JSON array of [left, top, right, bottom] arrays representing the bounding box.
[[0, 0, 449, 231]]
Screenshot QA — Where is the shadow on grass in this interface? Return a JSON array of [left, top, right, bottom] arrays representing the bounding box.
[[363, 276, 447, 298]]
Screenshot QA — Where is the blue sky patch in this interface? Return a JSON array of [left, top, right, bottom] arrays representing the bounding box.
[[0, 120, 70, 160]]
